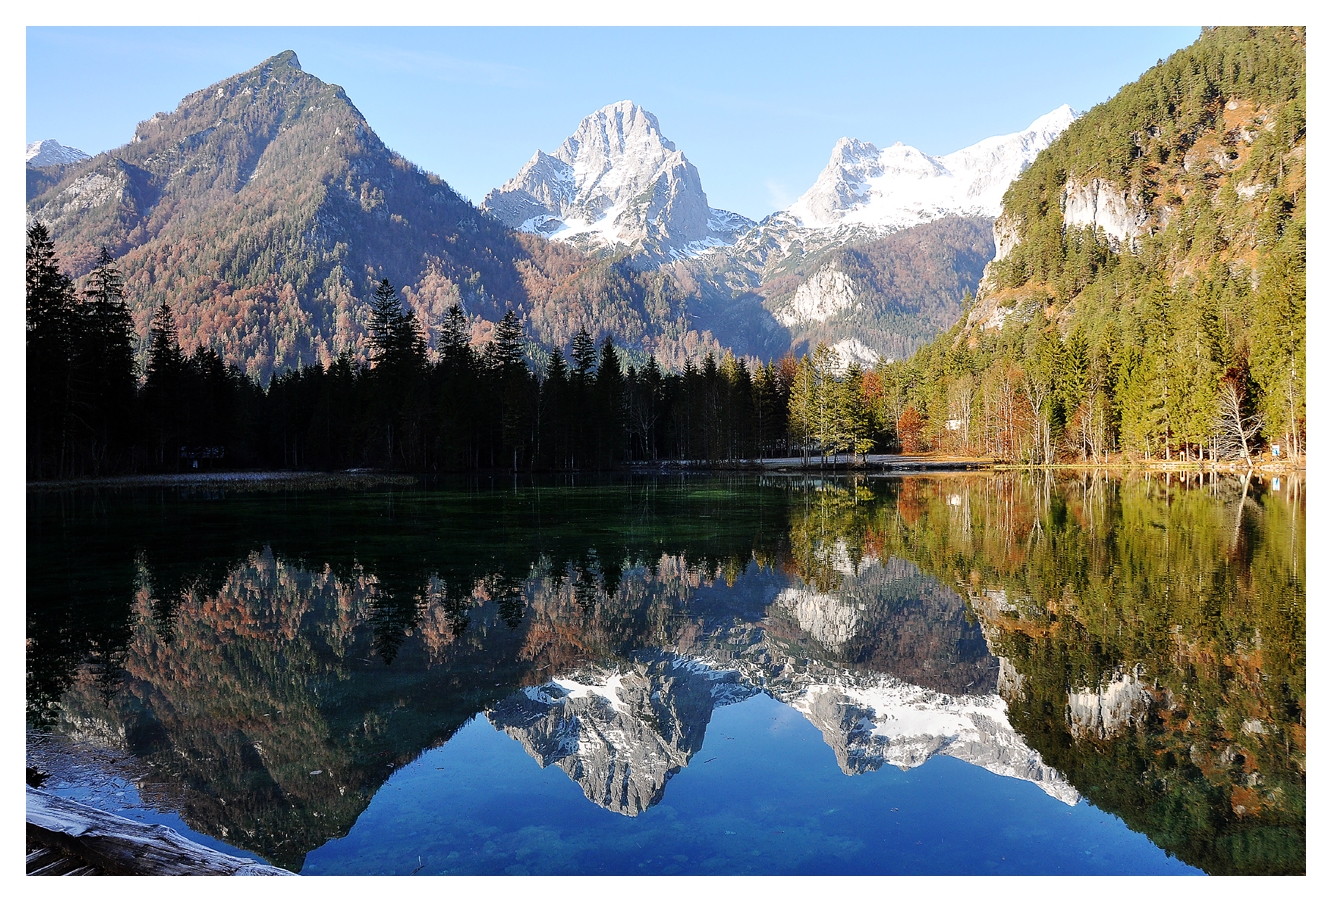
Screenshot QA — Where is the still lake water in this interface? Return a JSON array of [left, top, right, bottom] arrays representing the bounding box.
[[26, 472, 1305, 875]]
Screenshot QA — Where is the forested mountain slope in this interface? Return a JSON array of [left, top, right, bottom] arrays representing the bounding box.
[[883, 26, 1305, 462], [26, 52, 718, 381]]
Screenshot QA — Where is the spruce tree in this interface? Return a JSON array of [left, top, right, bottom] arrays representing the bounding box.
[[593, 336, 625, 468], [79, 247, 138, 472], [26, 222, 77, 478], [144, 302, 186, 469], [571, 327, 597, 383]]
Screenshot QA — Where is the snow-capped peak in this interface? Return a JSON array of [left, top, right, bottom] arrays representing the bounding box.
[[786, 105, 1077, 232], [26, 139, 90, 168], [482, 101, 753, 262]]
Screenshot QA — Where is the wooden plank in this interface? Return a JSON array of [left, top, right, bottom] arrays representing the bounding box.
[[27, 786, 294, 876], [30, 856, 79, 876], [26, 847, 61, 869]]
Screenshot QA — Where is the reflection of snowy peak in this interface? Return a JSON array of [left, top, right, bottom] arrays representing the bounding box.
[[482, 101, 753, 262], [774, 585, 862, 649], [786, 106, 1077, 231], [490, 624, 1076, 815], [487, 654, 757, 816], [781, 676, 1078, 803]]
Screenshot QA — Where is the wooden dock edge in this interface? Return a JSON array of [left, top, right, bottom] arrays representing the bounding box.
[[27, 786, 295, 876]]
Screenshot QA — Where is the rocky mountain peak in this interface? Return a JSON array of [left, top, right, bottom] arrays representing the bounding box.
[[26, 139, 90, 168], [482, 101, 753, 263], [785, 105, 1077, 232]]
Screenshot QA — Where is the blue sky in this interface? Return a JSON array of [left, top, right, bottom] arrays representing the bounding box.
[[27, 26, 1202, 221]]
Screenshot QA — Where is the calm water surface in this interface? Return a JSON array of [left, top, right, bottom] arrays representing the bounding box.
[[26, 473, 1304, 875]]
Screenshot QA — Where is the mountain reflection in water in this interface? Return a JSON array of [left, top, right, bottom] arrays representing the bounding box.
[[26, 473, 1303, 875]]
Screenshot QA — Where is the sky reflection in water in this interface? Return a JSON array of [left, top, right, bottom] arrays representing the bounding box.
[[26, 473, 1303, 875]]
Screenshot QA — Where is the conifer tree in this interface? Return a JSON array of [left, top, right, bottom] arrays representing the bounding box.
[[488, 309, 534, 471], [571, 327, 597, 384], [144, 301, 186, 469], [78, 247, 138, 472], [592, 336, 625, 468], [26, 222, 77, 477]]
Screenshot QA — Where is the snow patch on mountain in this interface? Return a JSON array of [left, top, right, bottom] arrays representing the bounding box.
[[27, 139, 90, 168]]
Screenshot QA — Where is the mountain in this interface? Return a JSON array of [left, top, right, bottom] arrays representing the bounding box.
[[482, 101, 754, 264], [785, 105, 1077, 233], [897, 26, 1306, 463], [678, 214, 996, 366], [27, 139, 90, 167], [27, 139, 91, 200], [670, 108, 1075, 367], [26, 55, 722, 381]]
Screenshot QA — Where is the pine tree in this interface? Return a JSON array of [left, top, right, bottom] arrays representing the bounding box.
[[488, 309, 534, 471], [592, 336, 626, 468], [26, 222, 77, 477], [367, 278, 407, 367], [78, 247, 138, 473], [488, 309, 527, 378], [539, 347, 570, 467], [788, 354, 817, 466], [143, 302, 186, 469], [571, 328, 597, 383], [364, 280, 427, 468]]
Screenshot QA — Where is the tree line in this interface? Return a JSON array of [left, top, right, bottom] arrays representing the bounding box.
[[28, 221, 812, 477]]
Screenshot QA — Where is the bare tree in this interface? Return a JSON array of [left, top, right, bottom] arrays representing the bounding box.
[[1217, 372, 1263, 467]]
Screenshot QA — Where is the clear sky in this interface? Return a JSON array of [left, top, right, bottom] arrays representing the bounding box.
[[27, 25, 1202, 221]]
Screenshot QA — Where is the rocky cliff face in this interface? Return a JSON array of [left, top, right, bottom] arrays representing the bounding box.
[[482, 101, 753, 263], [1066, 667, 1153, 740], [1059, 177, 1149, 250], [774, 263, 862, 328]]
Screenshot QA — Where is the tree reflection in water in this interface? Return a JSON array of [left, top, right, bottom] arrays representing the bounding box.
[[26, 472, 1303, 874]]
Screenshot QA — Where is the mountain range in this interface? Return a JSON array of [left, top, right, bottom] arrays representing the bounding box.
[[27, 51, 1072, 378]]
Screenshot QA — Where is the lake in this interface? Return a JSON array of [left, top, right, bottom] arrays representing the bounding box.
[[26, 471, 1305, 875]]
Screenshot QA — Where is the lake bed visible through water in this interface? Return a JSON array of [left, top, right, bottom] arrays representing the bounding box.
[[26, 472, 1304, 875]]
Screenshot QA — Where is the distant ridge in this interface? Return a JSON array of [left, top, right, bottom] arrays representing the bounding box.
[[27, 139, 90, 168]]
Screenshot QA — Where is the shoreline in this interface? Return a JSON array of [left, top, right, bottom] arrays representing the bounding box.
[[25, 457, 1304, 492]]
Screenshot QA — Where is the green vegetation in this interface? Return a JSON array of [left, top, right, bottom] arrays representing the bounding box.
[[852, 472, 1305, 875], [27, 221, 798, 475], [860, 27, 1305, 464]]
